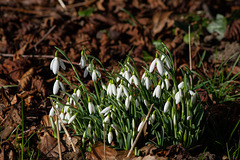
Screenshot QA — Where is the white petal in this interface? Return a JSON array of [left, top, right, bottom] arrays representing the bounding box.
[[53, 80, 59, 94], [175, 91, 181, 104], [83, 67, 88, 78], [96, 70, 101, 78], [76, 89, 81, 98], [52, 57, 59, 74], [111, 84, 117, 96], [187, 116, 192, 120], [125, 97, 131, 111], [145, 77, 150, 90], [79, 56, 86, 69], [50, 58, 55, 71], [103, 116, 110, 124], [68, 114, 77, 124], [123, 86, 129, 97], [149, 59, 156, 73], [92, 70, 97, 81], [156, 59, 164, 75], [108, 131, 113, 144], [59, 81, 65, 92], [165, 79, 170, 90], [117, 86, 123, 99], [133, 76, 139, 87], [60, 112, 64, 120], [164, 100, 170, 113], [137, 121, 144, 132], [49, 107, 55, 117], [59, 59, 66, 70], [178, 82, 184, 89], [100, 106, 111, 115]]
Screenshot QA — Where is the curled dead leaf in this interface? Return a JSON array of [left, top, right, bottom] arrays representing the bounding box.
[[19, 67, 34, 91], [152, 11, 173, 36]]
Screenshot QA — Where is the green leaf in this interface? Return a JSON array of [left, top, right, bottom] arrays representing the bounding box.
[[142, 50, 153, 62], [207, 14, 227, 40], [78, 8, 95, 17]]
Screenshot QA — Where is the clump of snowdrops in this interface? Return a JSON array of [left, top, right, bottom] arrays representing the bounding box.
[[48, 43, 204, 151]]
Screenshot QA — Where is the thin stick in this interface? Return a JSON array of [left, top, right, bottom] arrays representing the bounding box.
[[103, 125, 106, 160], [188, 25, 193, 86], [126, 104, 154, 158], [50, 99, 77, 152], [34, 25, 56, 51], [55, 112, 62, 160], [58, 0, 66, 9]]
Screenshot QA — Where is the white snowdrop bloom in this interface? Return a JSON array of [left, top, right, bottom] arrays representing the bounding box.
[[103, 115, 110, 124], [142, 74, 152, 90], [49, 107, 55, 117], [148, 111, 156, 125], [96, 105, 101, 112], [189, 90, 197, 105], [164, 98, 171, 113], [76, 89, 81, 98], [153, 84, 161, 98], [79, 54, 86, 69], [123, 69, 131, 82], [68, 113, 77, 124], [125, 95, 132, 111], [107, 81, 117, 96], [141, 72, 146, 83], [101, 81, 107, 91], [178, 81, 184, 89], [65, 112, 71, 121], [149, 53, 164, 75], [92, 69, 101, 82], [108, 129, 113, 144], [161, 54, 171, 69], [117, 83, 129, 99], [50, 55, 66, 74], [83, 64, 93, 78], [64, 101, 71, 113], [165, 78, 170, 90], [59, 111, 64, 120], [173, 114, 177, 126], [55, 120, 62, 131], [187, 116, 192, 121], [125, 61, 134, 72], [100, 106, 111, 116], [137, 119, 145, 132], [53, 79, 65, 95], [88, 101, 95, 114], [144, 99, 149, 107], [132, 119, 135, 129], [129, 74, 139, 87], [175, 89, 183, 105]]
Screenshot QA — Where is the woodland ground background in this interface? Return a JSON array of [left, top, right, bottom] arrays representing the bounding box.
[[0, 0, 240, 159]]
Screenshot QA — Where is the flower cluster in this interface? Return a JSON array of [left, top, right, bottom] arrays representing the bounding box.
[[49, 43, 203, 151]]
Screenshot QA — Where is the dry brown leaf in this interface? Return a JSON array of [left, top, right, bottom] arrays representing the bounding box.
[[96, 0, 105, 11], [19, 67, 34, 91], [14, 43, 28, 60], [152, 11, 173, 36]]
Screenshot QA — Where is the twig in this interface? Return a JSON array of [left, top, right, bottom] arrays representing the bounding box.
[[126, 104, 154, 158], [58, 0, 67, 10], [55, 112, 62, 160], [188, 25, 193, 86], [50, 99, 77, 152], [103, 125, 106, 160], [34, 25, 56, 51]]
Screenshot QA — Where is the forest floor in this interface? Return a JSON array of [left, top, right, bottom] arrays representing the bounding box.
[[0, 0, 240, 159]]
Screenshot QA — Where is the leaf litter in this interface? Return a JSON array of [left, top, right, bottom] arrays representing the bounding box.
[[0, 0, 240, 159]]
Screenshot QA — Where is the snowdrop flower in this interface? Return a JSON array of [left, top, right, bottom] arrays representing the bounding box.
[[53, 76, 65, 95], [101, 81, 107, 91], [135, 98, 140, 108], [88, 98, 95, 114], [91, 67, 101, 82], [125, 59, 134, 72], [117, 81, 129, 99], [187, 115, 192, 121], [164, 97, 171, 113], [79, 51, 86, 69], [178, 81, 184, 89], [50, 52, 66, 74], [148, 111, 156, 125], [64, 98, 71, 113], [49, 107, 55, 117], [123, 68, 131, 82], [107, 80, 117, 96], [142, 72, 152, 90], [70, 89, 80, 106], [144, 99, 149, 107], [125, 95, 132, 111], [129, 72, 139, 87], [59, 111, 64, 120], [153, 81, 161, 98], [149, 53, 164, 75], [65, 111, 71, 121], [103, 115, 110, 124], [137, 119, 145, 132], [100, 105, 112, 116], [83, 64, 93, 78], [161, 54, 171, 69], [189, 90, 197, 105], [132, 119, 135, 129], [173, 114, 177, 126], [164, 78, 171, 90], [108, 128, 113, 144], [175, 89, 183, 105], [68, 113, 78, 124]]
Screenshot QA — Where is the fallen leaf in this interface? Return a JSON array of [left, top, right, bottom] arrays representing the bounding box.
[[14, 43, 28, 60], [19, 67, 34, 91], [152, 11, 173, 36]]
